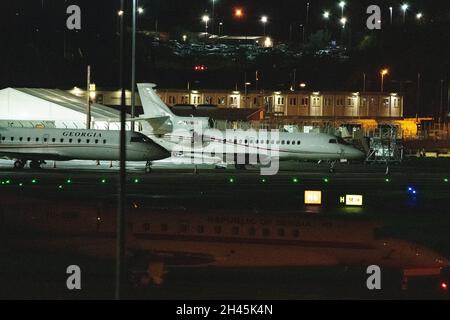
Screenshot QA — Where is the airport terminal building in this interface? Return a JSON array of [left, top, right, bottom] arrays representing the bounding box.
[[0, 86, 427, 139]]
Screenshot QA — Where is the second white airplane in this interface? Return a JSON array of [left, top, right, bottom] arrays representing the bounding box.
[[136, 83, 365, 172]]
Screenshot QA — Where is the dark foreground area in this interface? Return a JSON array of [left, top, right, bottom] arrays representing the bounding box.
[[0, 159, 449, 299]]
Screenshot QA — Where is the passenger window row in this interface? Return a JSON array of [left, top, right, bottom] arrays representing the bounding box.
[[1, 136, 107, 144], [142, 223, 301, 238], [225, 139, 301, 146]]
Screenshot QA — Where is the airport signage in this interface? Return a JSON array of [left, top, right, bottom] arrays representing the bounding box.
[[304, 190, 322, 205], [340, 195, 363, 206]]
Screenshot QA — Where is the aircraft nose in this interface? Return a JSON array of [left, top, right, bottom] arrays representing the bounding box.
[[149, 141, 171, 160], [346, 147, 366, 160]]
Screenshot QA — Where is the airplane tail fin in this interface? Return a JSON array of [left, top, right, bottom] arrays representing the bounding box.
[[137, 83, 175, 118]]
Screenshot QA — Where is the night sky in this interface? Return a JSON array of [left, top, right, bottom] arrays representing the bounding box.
[[0, 0, 449, 116]]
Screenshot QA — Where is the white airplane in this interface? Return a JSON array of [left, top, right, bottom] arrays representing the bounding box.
[[136, 83, 365, 172], [0, 127, 170, 169], [2, 198, 448, 290]]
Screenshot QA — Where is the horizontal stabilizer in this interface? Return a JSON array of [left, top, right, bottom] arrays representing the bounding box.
[[134, 116, 170, 133]]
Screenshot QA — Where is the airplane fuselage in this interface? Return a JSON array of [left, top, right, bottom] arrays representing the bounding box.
[[0, 127, 169, 162], [1, 198, 447, 281]]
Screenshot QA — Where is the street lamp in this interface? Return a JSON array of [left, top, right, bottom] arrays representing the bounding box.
[[202, 14, 210, 38], [299, 24, 305, 45], [339, 1, 346, 17], [260, 15, 268, 36], [416, 12, 423, 20], [380, 69, 389, 93], [244, 82, 251, 107], [401, 3, 408, 23], [234, 8, 244, 18], [211, 0, 216, 35], [218, 22, 223, 36], [131, 1, 145, 132], [323, 11, 330, 19]]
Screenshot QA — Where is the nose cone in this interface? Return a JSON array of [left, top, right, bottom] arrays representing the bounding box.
[[150, 141, 171, 160], [346, 147, 366, 160]]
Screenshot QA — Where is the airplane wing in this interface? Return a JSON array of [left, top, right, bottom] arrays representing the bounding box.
[[104, 116, 171, 134]]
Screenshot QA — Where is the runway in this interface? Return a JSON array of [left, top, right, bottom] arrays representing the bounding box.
[[0, 158, 449, 299]]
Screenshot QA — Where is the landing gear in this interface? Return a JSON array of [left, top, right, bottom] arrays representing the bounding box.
[[329, 160, 336, 173], [13, 160, 26, 170], [29, 160, 41, 170], [145, 161, 152, 173]]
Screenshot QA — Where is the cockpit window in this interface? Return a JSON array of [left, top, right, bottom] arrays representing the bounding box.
[[337, 137, 349, 145], [329, 137, 349, 145], [130, 135, 151, 143]]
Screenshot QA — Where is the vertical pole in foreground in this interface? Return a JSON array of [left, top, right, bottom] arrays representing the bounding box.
[[86, 65, 91, 129], [116, 0, 127, 300], [131, 0, 137, 132]]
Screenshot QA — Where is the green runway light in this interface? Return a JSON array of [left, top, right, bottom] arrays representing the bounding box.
[[134, 178, 140, 184], [261, 178, 266, 183], [445, 178, 449, 183], [31, 179, 37, 184], [1, 181, 4, 185], [66, 179, 72, 184], [292, 177, 299, 183], [58, 185, 63, 189], [19, 183, 23, 187], [6, 180, 11, 184], [385, 178, 390, 183], [229, 177, 235, 183], [323, 178, 329, 183], [101, 178, 107, 184]]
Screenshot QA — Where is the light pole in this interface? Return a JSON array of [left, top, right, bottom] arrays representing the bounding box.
[[244, 82, 251, 107], [339, 1, 346, 17], [131, 1, 144, 132], [305, 2, 310, 39], [380, 69, 389, 93], [116, 0, 126, 301], [260, 15, 268, 36], [211, 0, 216, 35], [389, 6, 393, 24], [218, 22, 223, 36], [323, 11, 330, 30], [340, 17, 347, 46], [202, 15, 210, 41], [401, 3, 408, 23], [299, 24, 305, 45]]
